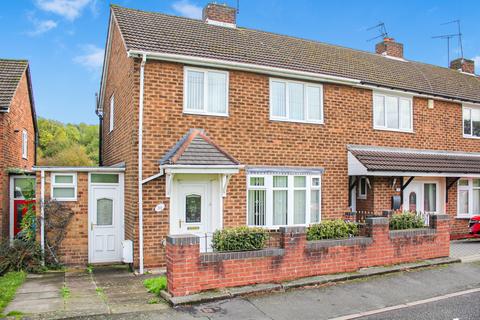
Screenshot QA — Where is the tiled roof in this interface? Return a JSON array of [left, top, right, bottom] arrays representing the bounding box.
[[348, 145, 480, 174], [111, 5, 480, 103], [160, 129, 239, 166], [0, 59, 28, 111]]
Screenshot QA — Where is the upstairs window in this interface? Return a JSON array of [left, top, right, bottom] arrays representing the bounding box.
[[373, 93, 412, 132], [109, 94, 114, 132], [22, 130, 28, 159], [463, 105, 480, 138], [270, 79, 323, 124], [184, 67, 228, 116]]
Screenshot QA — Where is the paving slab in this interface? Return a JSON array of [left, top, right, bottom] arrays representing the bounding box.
[[5, 297, 64, 314]]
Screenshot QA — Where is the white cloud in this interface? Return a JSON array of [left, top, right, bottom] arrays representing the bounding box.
[[35, 0, 92, 21], [473, 56, 480, 74], [172, 0, 202, 19], [73, 44, 104, 72], [28, 19, 58, 36]]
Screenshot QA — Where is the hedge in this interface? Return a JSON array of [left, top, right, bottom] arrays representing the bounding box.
[[389, 212, 425, 230], [307, 219, 358, 240], [212, 226, 269, 252]]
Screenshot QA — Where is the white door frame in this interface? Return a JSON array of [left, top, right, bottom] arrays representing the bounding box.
[[9, 175, 36, 241], [169, 174, 223, 238], [403, 178, 444, 214], [88, 172, 124, 264]]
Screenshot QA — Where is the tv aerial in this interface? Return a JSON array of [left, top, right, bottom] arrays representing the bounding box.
[[432, 19, 464, 66], [367, 22, 389, 42]]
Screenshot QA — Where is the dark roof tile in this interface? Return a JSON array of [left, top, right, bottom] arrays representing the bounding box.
[[0, 59, 28, 111]]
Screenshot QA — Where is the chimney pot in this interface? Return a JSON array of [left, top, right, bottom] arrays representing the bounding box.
[[375, 37, 404, 59], [202, 2, 236, 27], [450, 58, 475, 74]]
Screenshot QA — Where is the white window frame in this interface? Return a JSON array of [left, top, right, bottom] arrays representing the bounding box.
[[269, 78, 324, 124], [462, 104, 480, 139], [21, 129, 28, 159], [109, 94, 114, 132], [372, 91, 413, 133], [51, 173, 77, 202], [183, 67, 229, 117], [457, 178, 480, 218], [357, 176, 367, 200], [247, 174, 322, 228]]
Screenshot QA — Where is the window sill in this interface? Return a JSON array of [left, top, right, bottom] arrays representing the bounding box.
[[373, 127, 414, 134], [52, 198, 77, 202], [357, 195, 367, 200], [270, 118, 324, 125], [248, 223, 320, 230], [456, 215, 473, 220], [463, 134, 480, 140], [183, 110, 229, 118]]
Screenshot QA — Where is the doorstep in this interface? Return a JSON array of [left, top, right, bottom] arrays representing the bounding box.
[[160, 257, 460, 306]]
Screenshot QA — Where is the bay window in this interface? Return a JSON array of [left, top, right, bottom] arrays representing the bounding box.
[[270, 78, 323, 124], [373, 92, 412, 132], [247, 175, 321, 227], [463, 105, 480, 138], [184, 67, 228, 116], [457, 178, 480, 218]]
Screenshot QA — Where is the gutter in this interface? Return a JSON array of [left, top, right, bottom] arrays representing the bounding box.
[[138, 53, 147, 274]]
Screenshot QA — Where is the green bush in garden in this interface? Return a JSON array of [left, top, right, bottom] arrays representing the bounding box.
[[212, 226, 269, 252], [389, 211, 425, 230], [307, 220, 358, 241]]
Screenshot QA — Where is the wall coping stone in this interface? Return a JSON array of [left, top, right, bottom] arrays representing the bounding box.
[[389, 228, 436, 238], [167, 234, 200, 245], [431, 214, 450, 221], [200, 248, 285, 263], [366, 217, 389, 225], [306, 237, 372, 250]]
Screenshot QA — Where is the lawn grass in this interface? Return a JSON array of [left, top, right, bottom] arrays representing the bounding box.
[[143, 276, 167, 295], [0, 271, 26, 313]]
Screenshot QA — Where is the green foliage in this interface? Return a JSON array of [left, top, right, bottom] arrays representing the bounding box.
[[0, 271, 26, 313], [307, 220, 359, 241], [0, 240, 43, 276], [37, 117, 99, 166], [60, 285, 70, 300], [389, 212, 425, 230], [144, 276, 167, 295], [86, 264, 94, 274], [212, 226, 269, 252], [19, 178, 36, 242]]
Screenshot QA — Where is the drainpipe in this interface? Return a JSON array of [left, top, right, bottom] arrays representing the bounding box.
[[138, 54, 147, 274], [40, 170, 45, 265]]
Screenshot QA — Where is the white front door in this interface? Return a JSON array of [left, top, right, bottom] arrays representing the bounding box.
[[89, 186, 122, 263], [403, 180, 441, 214], [170, 174, 222, 252]]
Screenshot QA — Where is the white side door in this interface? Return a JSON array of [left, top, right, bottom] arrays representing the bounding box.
[[89, 186, 122, 263]]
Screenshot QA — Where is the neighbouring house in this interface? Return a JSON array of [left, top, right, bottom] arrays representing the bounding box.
[[0, 59, 38, 241], [50, 3, 480, 270]]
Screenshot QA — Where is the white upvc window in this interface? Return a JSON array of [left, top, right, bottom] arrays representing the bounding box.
[[247, 175, 321, 228], [373, 92, 413, 132], [463, 104, 480, 138], [21, 129, 28, 159], [51, 173, 77, 201], [183, 67, 229, 116], [109, 94, 114, 132], [358, 176, 367, 199], [457, 178, 480, 218], [269, 78, 324, 124]]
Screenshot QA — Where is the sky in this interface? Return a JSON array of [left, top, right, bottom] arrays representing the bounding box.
[[1, 0, 479, 125]]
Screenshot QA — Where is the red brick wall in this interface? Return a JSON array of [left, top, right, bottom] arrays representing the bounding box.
[[166, 215, 450, 296], [102, 43, 480, 267], [35, 171, 89, 265], [0, 70, 36, 239]]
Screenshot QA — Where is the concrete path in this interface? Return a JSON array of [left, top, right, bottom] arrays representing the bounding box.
[[5, 266, 169, 319], [450, 239, 480, 262]]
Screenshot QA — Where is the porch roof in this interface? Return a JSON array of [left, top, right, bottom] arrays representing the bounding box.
[[159, 129, 240, 167], [348, 145, 480, 177]]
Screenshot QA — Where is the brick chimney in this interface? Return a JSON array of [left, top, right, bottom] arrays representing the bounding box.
[[375, 37, 404, 59], [450, 58, 475, 74], [202, 3, 237, 27]]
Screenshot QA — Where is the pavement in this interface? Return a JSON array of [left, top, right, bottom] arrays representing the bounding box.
[[450, 239, 480, 262], [4, 266, 169, 319]]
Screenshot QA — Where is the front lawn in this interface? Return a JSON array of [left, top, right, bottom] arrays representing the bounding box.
[[0, 271, 26, 314]]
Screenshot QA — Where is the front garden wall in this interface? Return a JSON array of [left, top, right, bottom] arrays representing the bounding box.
[[166, 215, 450, 296]]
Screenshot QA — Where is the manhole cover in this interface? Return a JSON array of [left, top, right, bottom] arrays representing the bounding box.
[[200, 306, 221, 314]]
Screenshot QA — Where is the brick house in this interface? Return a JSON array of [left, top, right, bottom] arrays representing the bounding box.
[[0, 59, 38, 241], [94, 3, 480, 271]]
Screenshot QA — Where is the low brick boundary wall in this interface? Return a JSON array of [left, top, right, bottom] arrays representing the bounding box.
[[166, 215, 450, 297]]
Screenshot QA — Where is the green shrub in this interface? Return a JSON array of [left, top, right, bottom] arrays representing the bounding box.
[[389, 212, 425, 230], [0, 240, 43, 276], [212, 226, 269, 252], [144, 276, 167, 295], [307, 220, 358, 241]]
